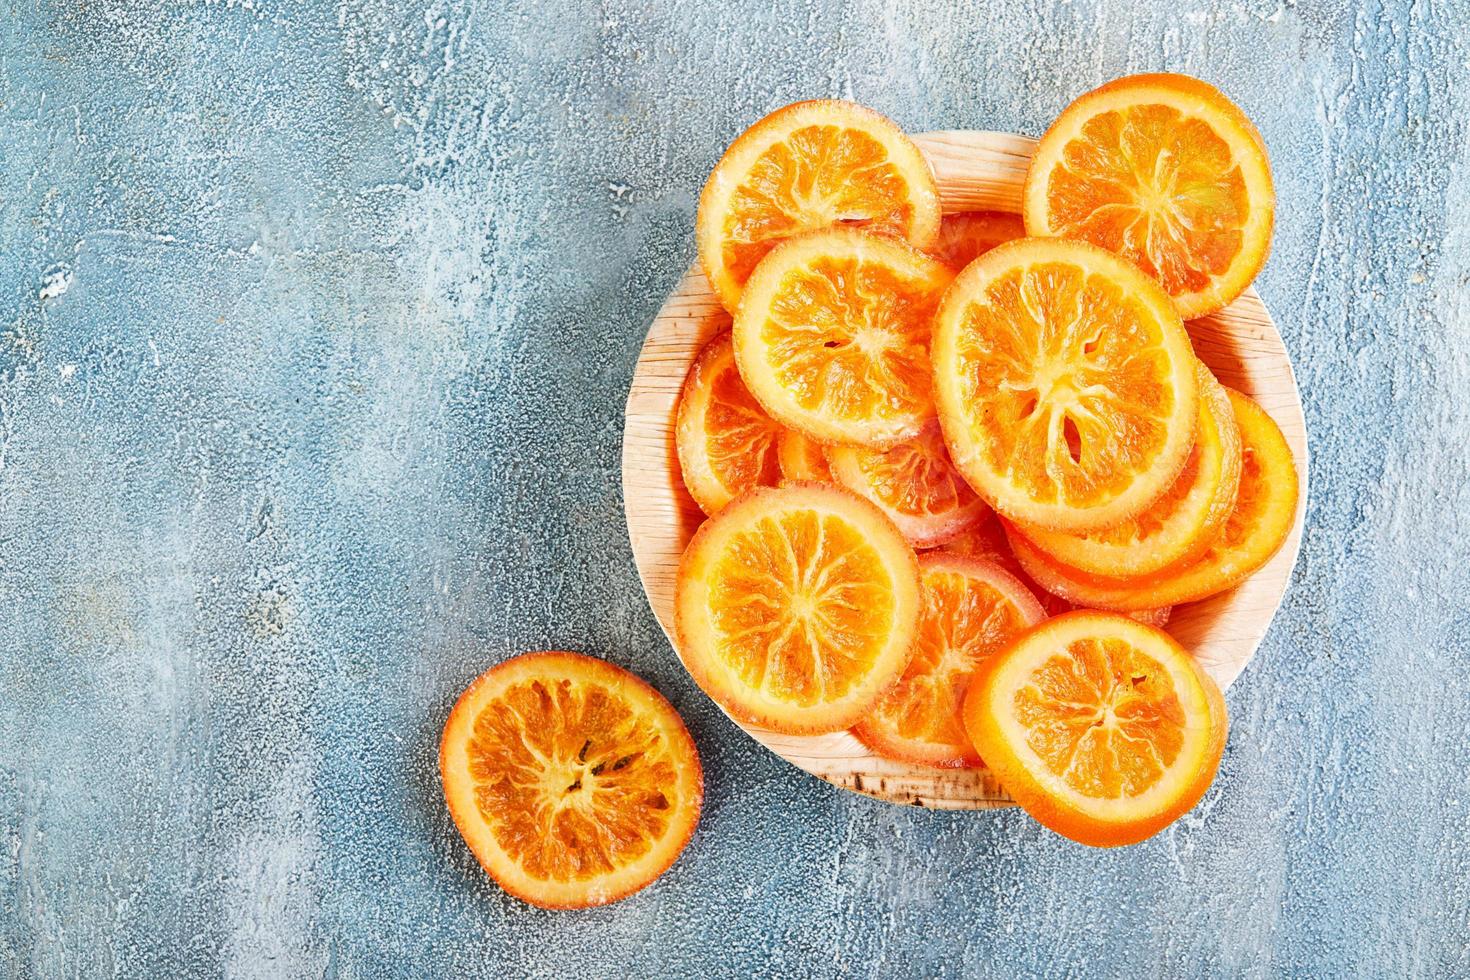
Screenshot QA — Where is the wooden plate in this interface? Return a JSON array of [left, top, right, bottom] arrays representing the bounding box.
[[621, 130, 1308, 809]]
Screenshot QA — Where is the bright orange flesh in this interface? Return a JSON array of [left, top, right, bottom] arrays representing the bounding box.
[[440, 652, 702, 908], [853, 553, 1044, 768], [1024, 73, 1275, 320], [825, 425, 990, 548], [942, 515, 1170, 626], [735, 227, 955, 448], [675, 331, 782, 514], [930, 211, 1026, 271], [931, 237, 1199, 532], [675, 483, 921, 734], [697, 100, 941, 313], [1012, 363, 1242, 578], [776, 428, 833, 482], [962, 612, 1227, 846], [1006, 389, 1299, 611]]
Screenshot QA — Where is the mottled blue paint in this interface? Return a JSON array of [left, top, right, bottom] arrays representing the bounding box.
[[2, 1, 1467, 977]]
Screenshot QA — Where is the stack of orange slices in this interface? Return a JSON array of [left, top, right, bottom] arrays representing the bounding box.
[[437, 73, 1300, 914], [673, 74, 1299, 848]]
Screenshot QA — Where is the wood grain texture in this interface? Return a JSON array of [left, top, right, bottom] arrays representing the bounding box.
[[621, 131, 1308, 810]]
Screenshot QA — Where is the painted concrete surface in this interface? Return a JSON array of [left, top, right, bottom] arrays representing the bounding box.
[[1, 1, 1467, 977]]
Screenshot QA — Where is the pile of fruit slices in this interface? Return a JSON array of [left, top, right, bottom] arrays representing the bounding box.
[[436, 73, 1302, 913], [674, 73, 1299, 848]]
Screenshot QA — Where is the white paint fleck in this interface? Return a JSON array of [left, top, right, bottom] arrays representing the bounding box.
[[38, 264, 73, 301]]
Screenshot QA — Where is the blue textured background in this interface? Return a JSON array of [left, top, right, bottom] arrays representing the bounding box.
[[3, 1, 1467, 977]]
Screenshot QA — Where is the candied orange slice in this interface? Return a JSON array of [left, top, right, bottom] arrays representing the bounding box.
[[697, 100, 941, 313], [962, 611, 1227, 846], [675, 483, 921, 734], [1023, 73, 1275, 319], [675, 331, 782, 514], [930, 210, 1026, 271], [853, 553, 1044, 768], [931, 237, 1198, 532], [826, 425, 989, 548], [439, 651, 702, 908], [735, 227, 954, 447], [1012, 363, 1241, 578], [776, 428, 832, 482], [1006, 389, 1299, 611]]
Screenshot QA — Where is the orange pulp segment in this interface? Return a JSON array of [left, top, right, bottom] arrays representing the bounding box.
[[930, 210, 1026, 271], [962, 611, 1227, 846], [825, 424, 989, 548], [697, 100, 941, 313], [1023, 73, 1275, 320], [1012, 362, 1241, 578], [853, 553, 1044, 768], [931, 237, 1198, 532], [776, 427, 833, 482], [439, 651, 703, 908], [735, 227, 954, 448], [674, 483, 921, 734], [675, 331, 782, 514], [1004, 389, 1299, 611]]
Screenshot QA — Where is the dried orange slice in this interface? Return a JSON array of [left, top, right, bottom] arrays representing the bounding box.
[[735, 227, 954, 448], [1011, 363, 1241, 578], [930, 210, 1026, 271], [697, 100, 941, 313], [931, 237, 1198, 532], [675, 331, 782, 514], [825, 425, 989, 548], [776, 428, 832, 482], [440, 651, 702, 908], [675, 483, 921, 734], [853, 553, 1044, 768], [1023, 73, 1275, 319], [1006, 389, 1299, 611], [962, 611, 1227, 846]]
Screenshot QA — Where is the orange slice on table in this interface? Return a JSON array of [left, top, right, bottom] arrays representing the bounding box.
[[1023, 73, 1275, 320], [931, 237, 1199, 533], [440, 651, 702, 909], [776, 428, 833, 482], [697, 99, 942, 313], [825, 424, 989, 548], [962, 611, 1228, 846], [853, 553, 1045, 768], [930, 210, 1026, 271], [675, 483, 921, 734], [1007, 389, 1299, 611], [735, 227, 954, 448], [675, 331, 782, 515], [1011, 362, 1241, 579]]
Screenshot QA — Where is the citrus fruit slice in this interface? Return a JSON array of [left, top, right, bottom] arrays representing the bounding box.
[[930, 210, 1026, 271], [1010, 363, 1241, 578], [440, 651, 703, 908], [825, 424, 989, 548], [675, 482, 921, 734], [962, 610, 1228, 846], [735, 227, 954, 448], [776, 428, 833, 482], [1005, 389, 1299, 611], [931, 237, 1199, 532], [696, 100, 942, 313], [853, 553, 1045, 768], [675, 331, 782, 514], [1023, 73, 1275, 320]]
